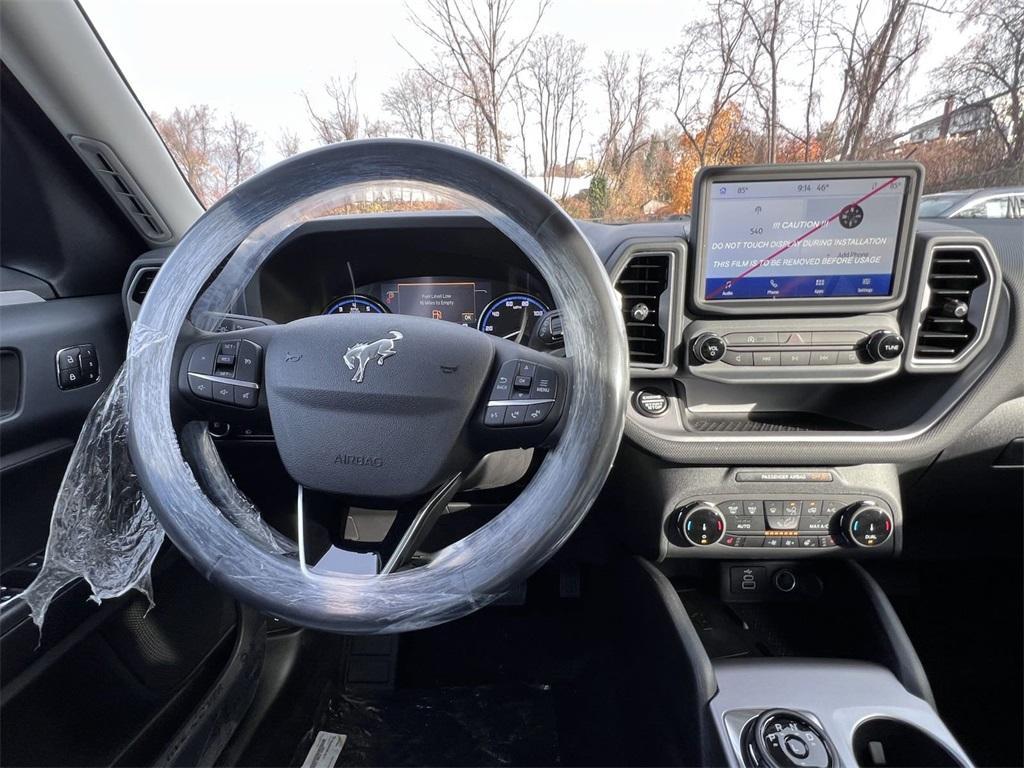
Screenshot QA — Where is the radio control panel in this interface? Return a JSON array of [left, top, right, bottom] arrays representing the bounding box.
[[684, 316, 904, 383]]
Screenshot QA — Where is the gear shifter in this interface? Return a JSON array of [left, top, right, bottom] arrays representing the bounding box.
[[741, 710, 835, 768]]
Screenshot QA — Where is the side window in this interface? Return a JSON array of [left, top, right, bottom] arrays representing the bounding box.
[[954, 196, 1009, 219]]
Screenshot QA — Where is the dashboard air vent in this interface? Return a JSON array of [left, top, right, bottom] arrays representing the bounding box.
[[129, 267, 159, 306], [70, 136, 172, 243], [615, 252, 670, 366], [914, 246, 989, 363]]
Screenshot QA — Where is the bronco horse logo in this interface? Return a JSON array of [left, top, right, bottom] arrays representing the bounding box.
[[343, 330, 403, 383]]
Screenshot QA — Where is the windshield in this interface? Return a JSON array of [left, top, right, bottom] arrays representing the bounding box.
[[918, 194, 963, 217], [81, 0, 1022, 222]]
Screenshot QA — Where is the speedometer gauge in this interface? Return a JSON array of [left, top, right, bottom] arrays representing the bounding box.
[[478, 293, 549, 342], [323, 294, 389, 315]]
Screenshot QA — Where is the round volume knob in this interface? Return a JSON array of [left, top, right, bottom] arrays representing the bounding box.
[[841, 502, 894, 548], [865, 330, 904, 362], [691, 333, 727, 364], [676, 502, 726, 546]]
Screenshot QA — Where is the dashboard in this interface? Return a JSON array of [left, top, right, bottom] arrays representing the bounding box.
[[123, 162, 1023, 563]]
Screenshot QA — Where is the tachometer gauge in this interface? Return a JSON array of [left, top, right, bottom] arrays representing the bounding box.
[[323, 294, 389, 315], [478, 293, 549, 342]]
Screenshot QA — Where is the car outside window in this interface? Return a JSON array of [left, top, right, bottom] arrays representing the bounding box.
[[953, 196, 1009, 219]]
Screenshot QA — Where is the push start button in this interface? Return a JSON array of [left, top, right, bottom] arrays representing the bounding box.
[[634, 388, 669, 417]]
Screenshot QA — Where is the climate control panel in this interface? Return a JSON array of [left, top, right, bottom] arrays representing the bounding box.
[[668, 494, 897, 556]]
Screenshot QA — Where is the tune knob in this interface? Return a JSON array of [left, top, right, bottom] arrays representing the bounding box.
[[840, 502, 894, 548], [676, 502, 726, 546], [690, 333, 727, 364], [865, 330, 905, 362]]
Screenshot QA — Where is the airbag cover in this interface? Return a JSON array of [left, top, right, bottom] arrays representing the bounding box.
[[265, 313, 493, 497]]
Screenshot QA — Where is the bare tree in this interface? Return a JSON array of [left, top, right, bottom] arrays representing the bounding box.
[[785, 0, 837, 160], [598, 50, 658, 175], [936, 0, 1024, 165], [383, 70, 445, 141], [521, 34, 587, 195], [734, 0, 797, 162], [151, 105, 220, 204], [276, 129, 302, 158], [510, 72, 532, 174], [215, 113, 262, 194], [303, 73, 361, 143], [827, 0, 930, 160], [400, 0, 551, 163], [668, 1, 750, 165]]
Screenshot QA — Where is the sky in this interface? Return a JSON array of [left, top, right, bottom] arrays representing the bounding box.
[[80, 0, 965, 167]]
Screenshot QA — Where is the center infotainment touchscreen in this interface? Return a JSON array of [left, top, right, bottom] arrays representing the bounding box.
[[700, 174, 912, 302]]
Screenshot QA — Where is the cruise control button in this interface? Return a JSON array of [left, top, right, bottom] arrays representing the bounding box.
[[235, 341, 261, 383], [531, 366, 557, 398], [524, 402, 553, 425], [233, 386, 257, 408], [723, 351, 753, 366], [213, 381, 236, 405], [484, 405, 507, 426], [188, 343, 218, 376], [219, 340, 240, 356], [216, 354, 236, 367], [753, 351, 781, 366], [504, 405, 527, 426]]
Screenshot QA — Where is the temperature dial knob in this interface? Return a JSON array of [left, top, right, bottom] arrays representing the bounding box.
[[676, 502, 726, 546], [691, 333, 727, 364], [841, 502, 894, 548]]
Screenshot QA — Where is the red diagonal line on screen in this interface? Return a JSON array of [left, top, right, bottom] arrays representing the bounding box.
[[707, 175, 902, 299]]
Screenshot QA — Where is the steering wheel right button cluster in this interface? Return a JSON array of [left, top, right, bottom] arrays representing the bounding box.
[[484, 359, 559, 429], [743, 710, 834, 768]]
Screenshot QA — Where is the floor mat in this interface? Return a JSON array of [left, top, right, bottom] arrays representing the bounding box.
[[319, 684, 561, 767]]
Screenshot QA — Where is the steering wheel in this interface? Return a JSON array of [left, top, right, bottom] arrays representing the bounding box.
[[127, 140, 627, 633]]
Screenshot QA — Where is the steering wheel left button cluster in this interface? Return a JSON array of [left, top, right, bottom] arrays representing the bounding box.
[[187, 339, 262, 408]]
